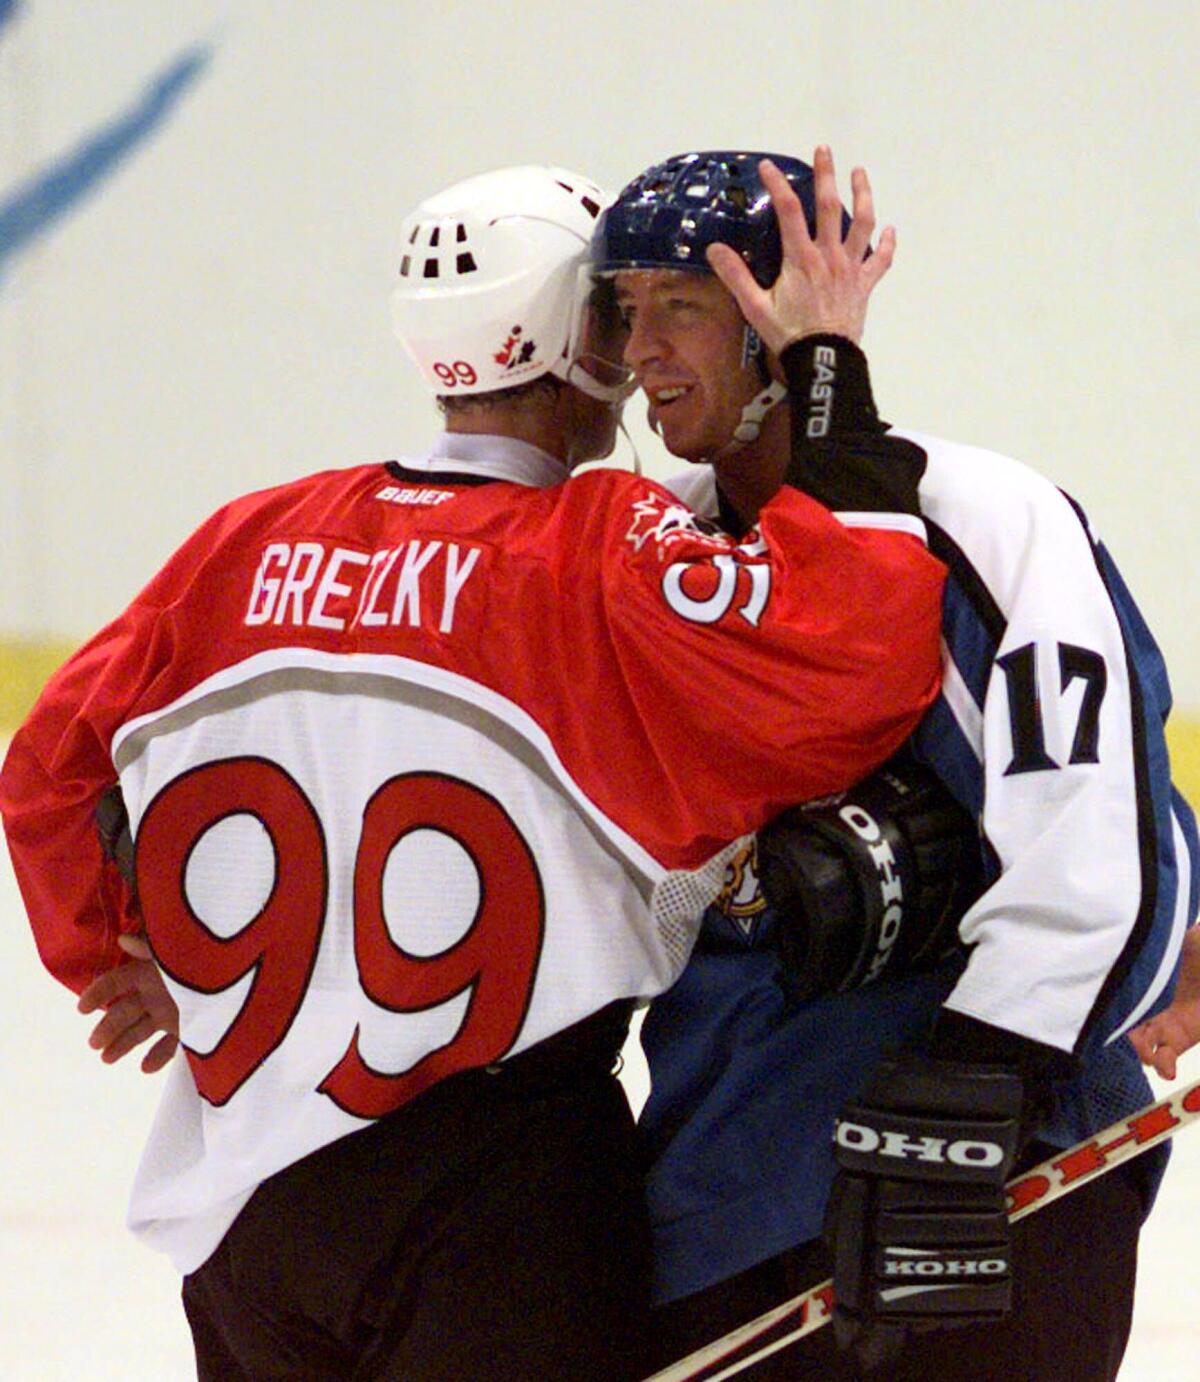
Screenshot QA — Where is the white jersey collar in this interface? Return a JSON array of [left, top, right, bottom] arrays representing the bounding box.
[[661, 464, 720, 519], [395, 432, 569, 489]]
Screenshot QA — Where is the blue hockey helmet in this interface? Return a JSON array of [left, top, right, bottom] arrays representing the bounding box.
[[591, 151, 848, 286]]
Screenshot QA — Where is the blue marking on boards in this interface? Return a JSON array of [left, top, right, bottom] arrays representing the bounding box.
[[0, 42, 213, 285]]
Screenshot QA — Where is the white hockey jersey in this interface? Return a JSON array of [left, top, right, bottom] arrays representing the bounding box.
[[666, 434, 1193, 1052], [646, 435, 1197, 1300]]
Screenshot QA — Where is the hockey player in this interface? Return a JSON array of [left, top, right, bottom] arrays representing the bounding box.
[[0, 163, 945, 1381], [589, 148, 1200, 1379]]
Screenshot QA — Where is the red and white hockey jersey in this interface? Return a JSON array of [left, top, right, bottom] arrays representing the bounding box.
[[0, 434, 943, 1271]]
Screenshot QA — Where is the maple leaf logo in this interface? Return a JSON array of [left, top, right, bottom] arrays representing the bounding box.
[[493, 325, 538, 371], [624, 495, 725, 558]]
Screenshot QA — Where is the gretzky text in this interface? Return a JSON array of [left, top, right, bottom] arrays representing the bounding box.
[[244, 539, 481, 633]]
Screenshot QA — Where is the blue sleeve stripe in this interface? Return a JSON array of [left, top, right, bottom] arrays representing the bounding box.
[[913, 697, 984, 816], [1174, 785, 1200, 926], [1108, 804, 1195, 1042], [927, 520, 1006, 641], [926, 492, 1192, 1049], [1057, 493, 1191, 1047], [926, 520, 1003, 710]]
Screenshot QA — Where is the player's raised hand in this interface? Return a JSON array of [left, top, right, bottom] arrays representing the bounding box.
[[706, 146, 895, 354], [78, 933, 180, 1073], [1130, 926, 1200, 1080]]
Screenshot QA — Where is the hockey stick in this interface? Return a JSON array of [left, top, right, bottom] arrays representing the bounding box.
[[644, 1075, 1200, 1382]]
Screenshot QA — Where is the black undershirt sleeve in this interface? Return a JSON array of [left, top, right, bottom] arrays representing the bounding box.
[[929, 1010, 1080, 1152], [781, 334, 927, 517]]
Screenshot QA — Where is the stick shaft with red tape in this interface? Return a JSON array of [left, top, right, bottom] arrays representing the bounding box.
[[644, 1077, 1200, 1382]]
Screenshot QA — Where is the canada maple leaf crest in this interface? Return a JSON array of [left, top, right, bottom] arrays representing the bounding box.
[[625, 495, 724, 557]]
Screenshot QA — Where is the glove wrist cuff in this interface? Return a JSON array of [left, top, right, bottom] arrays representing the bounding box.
[[835, 1056, 1023, 1185]]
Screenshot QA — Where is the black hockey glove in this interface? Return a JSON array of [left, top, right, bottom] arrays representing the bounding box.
[[823, 1053, 1024, 1372], [756, 756, 981, 1003]]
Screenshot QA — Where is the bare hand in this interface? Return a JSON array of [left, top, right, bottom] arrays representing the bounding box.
[[1129, 927, 1200, 1080], [705, 146, 895, 353], [78, 934, 180, 1073]]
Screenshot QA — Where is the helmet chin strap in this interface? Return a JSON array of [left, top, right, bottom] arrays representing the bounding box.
[[712, 322, 787, 457], [726, 380, 788, 447], [647, 375, 787, 460]]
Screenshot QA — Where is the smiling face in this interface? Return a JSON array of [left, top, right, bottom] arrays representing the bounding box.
[[613, 269, 765, 463]]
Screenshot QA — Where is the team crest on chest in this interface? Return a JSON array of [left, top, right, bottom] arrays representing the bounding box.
[[625, 494, 724, 559], [716, 840, 767, 939]]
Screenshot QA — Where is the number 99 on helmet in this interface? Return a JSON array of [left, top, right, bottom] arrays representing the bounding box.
[[390, 165, 632, 402]]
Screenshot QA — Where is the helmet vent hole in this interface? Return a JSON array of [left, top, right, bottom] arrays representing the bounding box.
[[456, 252, 477, 275], [456, 223, 467, 242], [400, 255, 412, 277], [429, 226, 441, 247], [408, 227, 420, 244], [555, 179, 601, 219], [423, 258, 439, 279]]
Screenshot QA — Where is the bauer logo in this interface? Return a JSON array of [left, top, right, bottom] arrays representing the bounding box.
[[835, 1120, 1005, 1169], [375, 486, 456, 507]]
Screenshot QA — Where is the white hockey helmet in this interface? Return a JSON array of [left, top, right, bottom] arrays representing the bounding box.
[[391, 165, 631, 401]]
